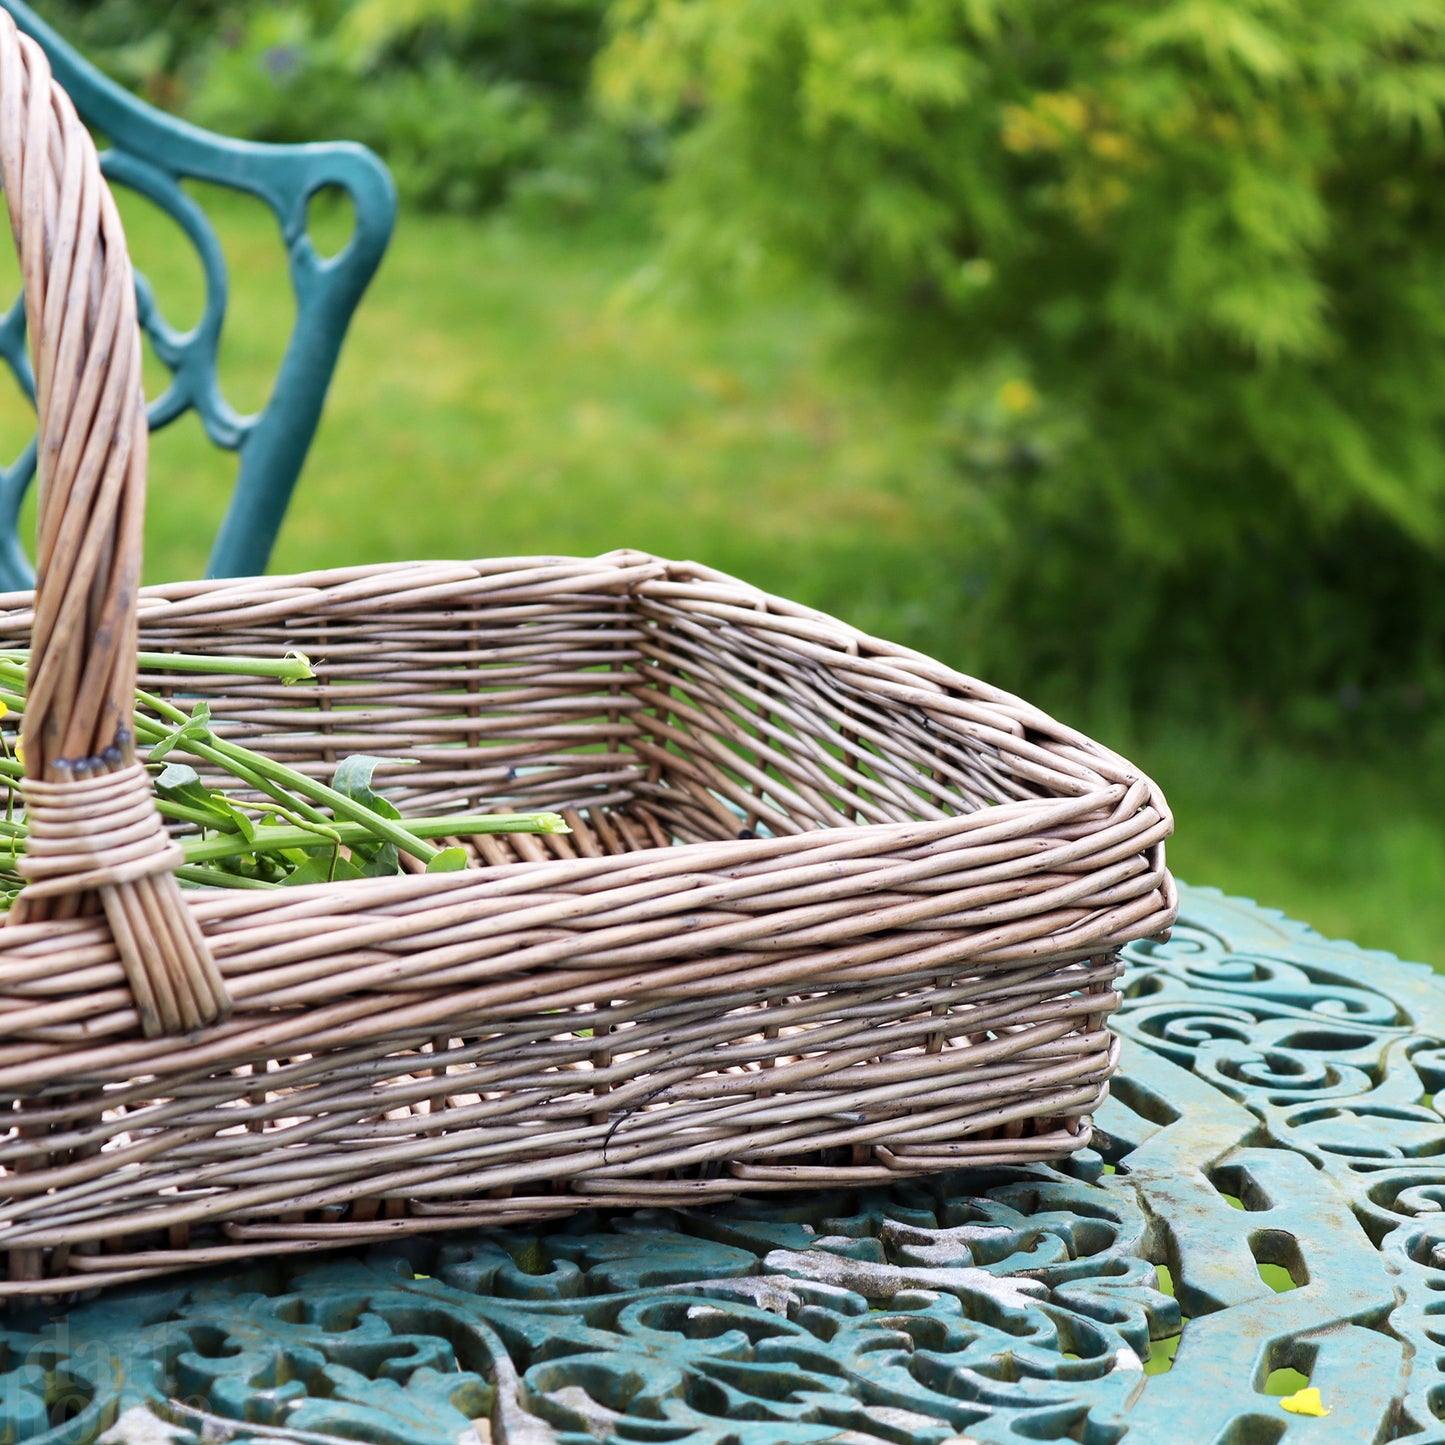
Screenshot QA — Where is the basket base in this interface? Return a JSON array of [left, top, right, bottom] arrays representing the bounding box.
[[0, 1110, 1102, 1299]]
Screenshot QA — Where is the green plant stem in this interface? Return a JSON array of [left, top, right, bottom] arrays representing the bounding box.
[[179, 812, 567, 865], [0, 648, 313, 683], [0, 670, 569, 877], [138, 649, 313, 681], [174, 865, 281, 890], [149, 726, 332, 827], [154, 793, 343, 850], [132, 687, 442, 859]]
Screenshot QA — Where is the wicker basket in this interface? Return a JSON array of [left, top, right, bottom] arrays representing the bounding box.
[[0, 15, 1176, 1296]]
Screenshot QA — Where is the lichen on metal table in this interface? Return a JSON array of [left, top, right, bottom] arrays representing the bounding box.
[[2, 881, 1442, 1445]]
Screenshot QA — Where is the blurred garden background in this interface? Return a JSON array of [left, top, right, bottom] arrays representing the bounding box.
[[21, 0, 1445, 966]]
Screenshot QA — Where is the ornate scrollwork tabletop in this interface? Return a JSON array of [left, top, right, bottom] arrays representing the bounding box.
[[1, 883, 1441, 1445]]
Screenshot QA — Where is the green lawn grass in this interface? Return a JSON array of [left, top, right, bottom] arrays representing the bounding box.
[[10, 187, 1440, 968], [1118, 722, 1445, 970], [123, 189, 960, 637]]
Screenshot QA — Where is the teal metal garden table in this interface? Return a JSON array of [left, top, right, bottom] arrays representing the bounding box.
[[0, 882, 1438, 1445]]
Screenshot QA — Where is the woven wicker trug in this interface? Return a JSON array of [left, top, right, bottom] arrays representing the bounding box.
[[0, 12, 1176, 1296]]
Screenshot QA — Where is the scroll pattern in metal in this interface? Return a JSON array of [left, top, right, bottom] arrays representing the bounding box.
[[0, 882, 1441, 1444], [0, 0, 396, 587]]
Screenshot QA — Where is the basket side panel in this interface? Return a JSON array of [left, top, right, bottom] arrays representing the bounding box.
[[64, 586, 655, 819], [624, 588, 1140, 841], [0, 947, 1122, 1290]]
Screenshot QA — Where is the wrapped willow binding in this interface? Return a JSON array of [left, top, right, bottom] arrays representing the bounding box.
[[0, 10, 1177, 1297]]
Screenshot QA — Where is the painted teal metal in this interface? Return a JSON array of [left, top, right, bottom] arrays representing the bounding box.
[[0, 882, 1439, 1443], [0, 0, 396, 588]]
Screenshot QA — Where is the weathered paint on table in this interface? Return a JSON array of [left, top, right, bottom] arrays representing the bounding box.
[[1, 882, 1441, 1445]]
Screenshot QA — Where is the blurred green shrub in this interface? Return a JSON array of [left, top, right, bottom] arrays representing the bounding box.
[[30, 0, 233, 106], [37, 0, 662, 216], [601, 0, 1445, 734], [186, 7, 560, 213]]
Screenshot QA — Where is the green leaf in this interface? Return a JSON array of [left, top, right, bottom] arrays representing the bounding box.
[[426, 846, 470, 873], [155, 766, 222, 813], [148, 705, 214, 764], [283, 852, 365, 886], [280, 855, 331, 887], [214, 799, 258, 845], [328, 754, 411, 878], [155, 762, 203, 792], [154, 762, 241, 832], [355, 842, 401, 877], [332, 754, 403, 820]]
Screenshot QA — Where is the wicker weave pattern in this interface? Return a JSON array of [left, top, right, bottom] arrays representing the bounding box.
[[0, 555, 1174, 1293], [0, 20, 1175, 1294]]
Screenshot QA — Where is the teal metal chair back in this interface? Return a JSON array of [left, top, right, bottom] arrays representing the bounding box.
[[0, 0, 397, 588]]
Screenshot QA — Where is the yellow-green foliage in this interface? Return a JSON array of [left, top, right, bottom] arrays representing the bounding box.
[[39, 0, 648, 216], [602, 0, 1445, 724], [605, 0, 1445, 541]]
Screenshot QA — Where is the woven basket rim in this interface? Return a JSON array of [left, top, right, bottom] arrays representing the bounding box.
[[0, 792, 1151, 934], [0, 547, 1166, 802]]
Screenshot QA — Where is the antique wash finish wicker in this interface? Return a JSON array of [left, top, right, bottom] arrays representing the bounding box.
[[0, 12, 1177, 1295]]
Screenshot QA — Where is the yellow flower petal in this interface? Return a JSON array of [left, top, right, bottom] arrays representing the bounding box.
[[1281, 1386, 1330, 1417], [998, 379, 1038, 415]]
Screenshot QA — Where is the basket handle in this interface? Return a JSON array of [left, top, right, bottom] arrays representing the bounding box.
[[0, 15, 229, 1036]]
